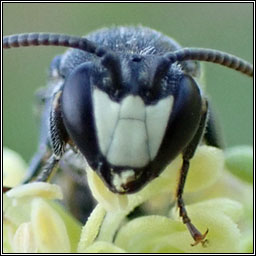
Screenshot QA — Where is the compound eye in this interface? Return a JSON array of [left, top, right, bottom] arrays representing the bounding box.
[[61, 63, 94, 144], [170, 74, 202, 144]]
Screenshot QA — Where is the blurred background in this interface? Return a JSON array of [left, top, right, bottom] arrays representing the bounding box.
[[3, 3, 253, 162]]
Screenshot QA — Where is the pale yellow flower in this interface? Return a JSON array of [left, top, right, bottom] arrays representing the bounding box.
[[3, 145, 253, 253]]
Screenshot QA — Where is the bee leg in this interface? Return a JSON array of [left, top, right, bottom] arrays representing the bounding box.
[[22, 88, 68, 184], [36, 89, 70, 182], [176, 99, 209, 247], [23, 55, 66, 183], [35, 155, 60, 182], [22, 147, 51, 183], [22, 90, 53, 183]]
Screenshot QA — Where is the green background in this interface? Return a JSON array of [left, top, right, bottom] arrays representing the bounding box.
[[3, 3, 253, 162]]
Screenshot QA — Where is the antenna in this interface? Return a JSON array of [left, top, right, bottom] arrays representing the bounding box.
[[164, 48, 253, 77]]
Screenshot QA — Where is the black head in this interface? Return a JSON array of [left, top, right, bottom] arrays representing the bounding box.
[[60, 51, 190, 194], [3, 32, 253, 193]]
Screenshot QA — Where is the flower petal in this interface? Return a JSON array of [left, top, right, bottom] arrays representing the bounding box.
[[12, 222, 38, 253], [77, 204, 106, 252], [3, 147, 27, 187], [188, 171, 252, 226], [186, 146, 224, 191], [115, 198, 243, 253], [115, 215, 185, 253], [184, 198, 244, 223], [97, 211, 127, 242], [225, 146, 253, 183], [6, 182, 63, 200], [239, 230, 253, 253], [163, 145, 224, 192], [3, 193, 31, 226], [82, 241, 126, 253], [3, 217, 17, 253], [31, 198, 71, 253], [48, 201, 82, 253]]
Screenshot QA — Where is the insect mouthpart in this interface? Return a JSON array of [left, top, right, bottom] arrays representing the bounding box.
[[111, 169, 136, 193]]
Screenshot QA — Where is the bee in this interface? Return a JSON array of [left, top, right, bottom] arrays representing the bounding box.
[[3, 26, 253, 246]]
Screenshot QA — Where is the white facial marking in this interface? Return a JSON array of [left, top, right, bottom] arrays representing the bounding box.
[[93, 88, 119, 155], [107, 119, 149, 167], [112, 169, 135, 192], [120, 96, 145, 119], [146, 96, 174, 159], [93, 88, 174, 168]]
